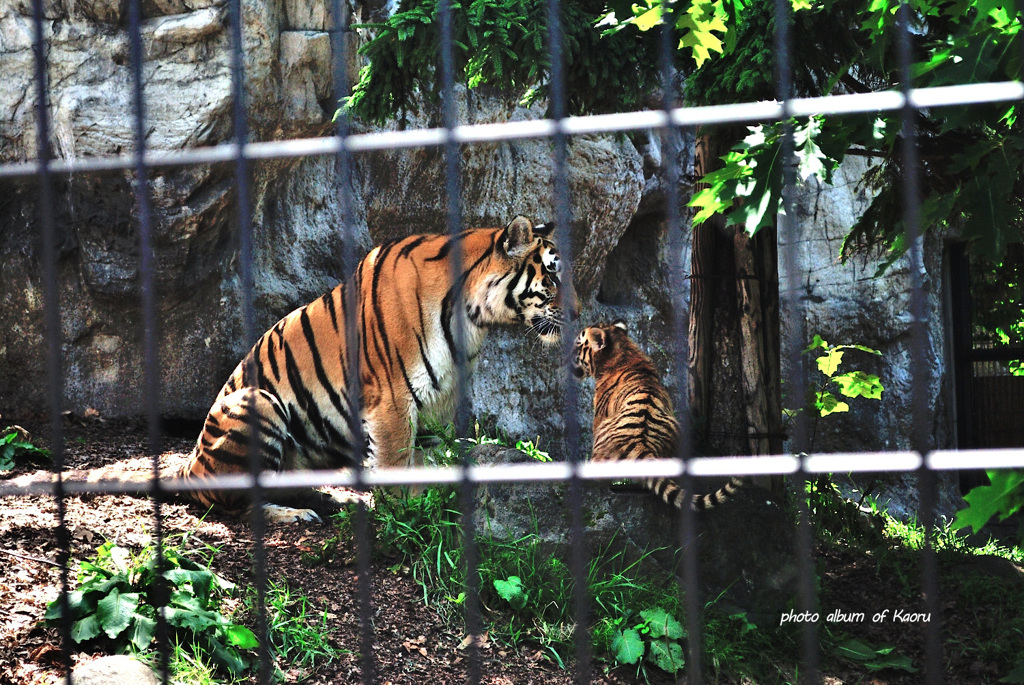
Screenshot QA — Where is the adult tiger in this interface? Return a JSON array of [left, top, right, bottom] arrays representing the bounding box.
[[571, 320, 744, 510], [170, 215, 569, 522], [0, 216, 563, 522]]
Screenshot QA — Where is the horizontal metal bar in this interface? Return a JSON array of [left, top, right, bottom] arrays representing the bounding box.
[[928, 449, 1024, 470], [803, 451, 923, 473], [2, 81, 1021, 180], [4, 448, 1024, 498]]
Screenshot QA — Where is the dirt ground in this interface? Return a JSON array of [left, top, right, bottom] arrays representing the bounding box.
[[1, 416, 1022, 684]]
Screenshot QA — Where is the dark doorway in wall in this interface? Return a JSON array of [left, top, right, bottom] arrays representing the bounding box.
[[949, 242, 1024, 490]]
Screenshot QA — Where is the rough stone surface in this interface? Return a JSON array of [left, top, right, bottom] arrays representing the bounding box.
[[0, 0, 357, 418], [71, 655, 159, 685], [471, 445, 798, 622], [781, 156, 960, 520]]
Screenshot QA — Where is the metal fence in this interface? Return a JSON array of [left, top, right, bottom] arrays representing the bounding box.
[[2, 0, 1024, 683]]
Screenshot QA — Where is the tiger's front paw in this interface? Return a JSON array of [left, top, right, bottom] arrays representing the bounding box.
[[262, 503, 323, 525]]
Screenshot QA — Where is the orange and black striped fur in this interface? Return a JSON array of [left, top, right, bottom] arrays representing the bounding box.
[[167, 215, 571, 522], [571, 320, 743, 511], [0, 217, 569, 522]]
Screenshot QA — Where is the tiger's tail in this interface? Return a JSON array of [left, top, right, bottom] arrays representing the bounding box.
[[643, 471, 747, 511]]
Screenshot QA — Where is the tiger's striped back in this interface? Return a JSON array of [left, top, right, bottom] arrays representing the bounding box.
[[175, 215, 571, 521], [572, 320, 743, 511]]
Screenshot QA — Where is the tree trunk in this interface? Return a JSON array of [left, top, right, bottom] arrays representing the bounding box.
[[734, 226, 783, 458], [734, 230, 770, 456], [689, 133, 783, 471], [687, 135, 721, 448]]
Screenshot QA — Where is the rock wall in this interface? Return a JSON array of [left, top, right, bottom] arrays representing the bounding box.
[[781, 156, 961, 518], [0, 0, 366, 417], [0, 0, 959, 485]]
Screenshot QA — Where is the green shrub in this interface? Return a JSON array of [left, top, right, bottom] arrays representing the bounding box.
[[45, 541, 258, 676], [0, 427, 49, 471]]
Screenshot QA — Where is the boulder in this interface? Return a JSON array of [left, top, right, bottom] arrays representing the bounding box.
[[71, 655, 159, 685]]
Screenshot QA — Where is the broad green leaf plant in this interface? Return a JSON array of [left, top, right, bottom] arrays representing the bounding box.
[[0, 427, 49, 471], [46, 541, 258, 676], [608, 607, 688, 677]]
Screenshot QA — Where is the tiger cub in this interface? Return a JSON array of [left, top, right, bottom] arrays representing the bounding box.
[[571, 320, 743, 510]]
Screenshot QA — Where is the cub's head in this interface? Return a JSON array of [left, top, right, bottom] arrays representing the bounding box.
[[473, 215, 576, 345], [572, 319, 628, 378]]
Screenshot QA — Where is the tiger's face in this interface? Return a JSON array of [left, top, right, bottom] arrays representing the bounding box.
[[470, 216, 575, 345], [572, 320, 628, 378]]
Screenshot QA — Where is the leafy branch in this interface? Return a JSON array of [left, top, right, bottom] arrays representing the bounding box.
[[345, 0, 662, 125], [684, 0, 1024, 269]]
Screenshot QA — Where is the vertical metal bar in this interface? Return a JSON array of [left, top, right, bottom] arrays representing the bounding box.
[[436, 2, 482, 682], [658, 6, 702, 683], [895, 3, 942, 681], [774, 0, 819, 682], [545, 0, 587, 681], [30, 2, 72, 683], [226, 0, 270, 681], [126, 0, 169, 680], [328, 2, 374, 681]]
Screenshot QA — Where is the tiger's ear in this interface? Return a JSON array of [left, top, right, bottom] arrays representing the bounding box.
[[533, 221, 555, 238], [612, 319, 627, 332], [590, 327, 608, 350], [501, 215, 534, 257]]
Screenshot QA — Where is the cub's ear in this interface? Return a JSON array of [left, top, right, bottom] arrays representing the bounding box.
[[501, 215, 534, 257], [591, 327, 608, 350], [611, 319, 628, 332], [533, 221, 555, 238]]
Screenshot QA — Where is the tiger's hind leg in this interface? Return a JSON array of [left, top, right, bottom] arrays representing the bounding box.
[[187, 388, 324, 524]]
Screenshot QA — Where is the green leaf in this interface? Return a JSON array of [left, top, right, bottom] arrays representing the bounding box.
[[794, 117, 833, 183], [206, 639, 250, 676], [130, 613, 157, 651], [164, 604, 220, 633], [96, 588, 140, 639], [816, 391, 849, 417], [45, 590, 95, 621], [164, 568, 217, 606], [223, 624, 260, 649], [865, 652, 919, 673], [804, 334, 828, 353], [648, 638, 686, 674], [836, 638, 881, 661], [816, 349, 845, 377], [71, 614, 102, 643], [836, 639, 915, 671], [640, 608, 685, 640], [493, 576, 528, 611], [675, 0, 728, 68], [632, 6, 662, 31], [832, 371, 884, 400], [953, 470, 1024, 534], [611, 628, 645, 665]]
